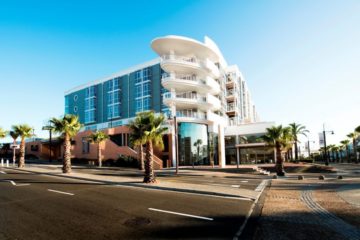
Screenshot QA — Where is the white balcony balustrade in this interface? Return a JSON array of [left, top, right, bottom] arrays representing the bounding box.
[[161, 73, 220, 95], [161, 55, 220, 79]]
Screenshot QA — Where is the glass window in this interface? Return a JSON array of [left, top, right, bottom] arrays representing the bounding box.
[[143, 97, 151, 111], [136, 85, 142, 98], [135, 70, 142, 84], [82, 137, 90, 153], [143, 68, 151, 81], [178, 123, 209, 166], [136, 99, 142, 112], [143, 82, 151, 96]]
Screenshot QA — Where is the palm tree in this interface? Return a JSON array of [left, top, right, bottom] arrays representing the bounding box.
[[9, 131, 19, 164], [262, 125, 292, 176], [130, 111, 167, 183], [0, 127, 6, 139], [129, 112, 148, 170], [347, 132, 359, 163], [87, 131, 109, 168], [11, 124, 33, 168], [330, 145, 339, 162], [289, 123, 309, 161], [193, 139, 203, 166], [340, 139, 350, 163], [50, 115, 82, 173]]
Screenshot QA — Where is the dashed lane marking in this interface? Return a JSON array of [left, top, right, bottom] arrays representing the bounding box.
[[47, 189, 74, 196], [231, 185, 240, 188], [148, 208, 214, 221], [0, 171, 6, 174]]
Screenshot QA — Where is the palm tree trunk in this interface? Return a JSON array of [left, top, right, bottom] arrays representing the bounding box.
[[63, 134, 72, 173], [18, 139, 25, 168], [275, 143, 285, 176], [347, 147, 350, 163], [139, 145, 144, 170], [144, 141, 156, 183], [98, 143, 102, 168], [294, 141, 298, 160]]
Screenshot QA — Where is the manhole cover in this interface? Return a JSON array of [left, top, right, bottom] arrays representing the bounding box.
[[123, 217, 151, 228]]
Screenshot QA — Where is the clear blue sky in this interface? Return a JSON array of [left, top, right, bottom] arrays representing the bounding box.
[[0, 0, 359, 148]]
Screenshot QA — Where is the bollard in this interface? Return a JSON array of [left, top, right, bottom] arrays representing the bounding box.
[[272, 175, 278, 179], [6, 159, 9, 167], [1, 158, 3, 167], [318, 175, 325, 180], [337, 175, 343, 180], [298, 175, 304, 180]]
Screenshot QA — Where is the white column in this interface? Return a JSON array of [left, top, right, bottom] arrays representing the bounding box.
[[170, 103, 177, 168], [218, 124, 226, 167]]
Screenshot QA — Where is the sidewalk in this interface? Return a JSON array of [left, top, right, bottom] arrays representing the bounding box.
[[5, 163, 265, 200], [253, 177, 360, 240]]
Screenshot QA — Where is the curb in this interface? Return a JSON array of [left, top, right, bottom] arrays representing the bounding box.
[[233, 179, 270, 240]]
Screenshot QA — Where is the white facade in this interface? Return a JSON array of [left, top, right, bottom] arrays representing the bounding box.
[[151, 35, 259, 167]]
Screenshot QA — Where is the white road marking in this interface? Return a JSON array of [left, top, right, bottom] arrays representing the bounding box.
[[47, 189, 74, 196], [9, 180, 16, 186], [148, 208, 214, 221], [16, 184, 30, 187], [240, 180, 248, 183], [231, 185, 240, 188], [0, 171, 6, 174]]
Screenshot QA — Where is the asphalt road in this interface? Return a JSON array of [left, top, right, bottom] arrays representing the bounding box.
[[0, 168, 254, 240]]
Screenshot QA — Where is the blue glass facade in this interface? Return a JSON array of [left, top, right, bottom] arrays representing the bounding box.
[[178, 122, 209, 166], [64, 62, 168, 129]]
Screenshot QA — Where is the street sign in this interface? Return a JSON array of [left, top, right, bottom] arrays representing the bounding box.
[[10, 144, 19, 149]]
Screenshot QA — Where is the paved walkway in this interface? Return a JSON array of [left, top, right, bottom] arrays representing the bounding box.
[[254, 177, 360, 240]]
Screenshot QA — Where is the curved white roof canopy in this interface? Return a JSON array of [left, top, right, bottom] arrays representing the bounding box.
[[151, 35, 227, 67]]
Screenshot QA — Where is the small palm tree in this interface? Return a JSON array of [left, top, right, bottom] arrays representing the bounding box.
[[88, 131, 109, 167], [289, 123, 309, 161], [9, 131, 19, 164], [347, 132, 359, 163], [129, 112, 148, 170], [262, 125, 292, 176], [0, 127, 6, 139], [193, 139, 203, 166], [12, 124, 33, 168], [340, 139, 350, 163], [50, 115, 82, 173], [130, 111, 167, 183]]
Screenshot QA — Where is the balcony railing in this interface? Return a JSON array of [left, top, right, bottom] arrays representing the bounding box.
[[176, 110, 206, 119], [161, 55, 220, 77], [227, 104, 236, 112]]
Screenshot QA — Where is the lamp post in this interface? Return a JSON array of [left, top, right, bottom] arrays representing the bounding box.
[[323, 124, 334, 166], [42, 124, 54, 162], [307, 139, 315, 158]]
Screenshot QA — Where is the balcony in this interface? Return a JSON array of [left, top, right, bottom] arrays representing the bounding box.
[[161, 55, 220, 78], [161, 73, 220, 95], [163, 92, 221, 111], [176, 110, 206, 120]]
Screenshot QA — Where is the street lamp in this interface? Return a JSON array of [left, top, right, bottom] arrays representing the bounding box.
[[323, 124, 334, 166], [42, 124, 54, 162], [307, 138, 315, 158]]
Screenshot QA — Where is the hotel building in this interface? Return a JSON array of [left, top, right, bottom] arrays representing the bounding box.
[[64, 35, 262, 168]]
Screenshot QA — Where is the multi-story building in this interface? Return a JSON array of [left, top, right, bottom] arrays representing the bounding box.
[[64, 35, 259, 168]]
